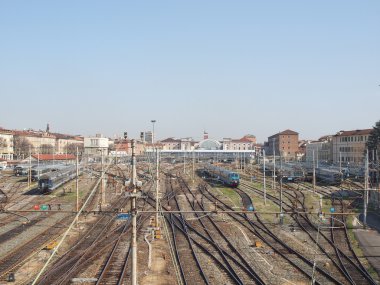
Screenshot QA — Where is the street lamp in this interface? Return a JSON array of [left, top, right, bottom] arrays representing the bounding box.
[[151, 120, 156, 145]]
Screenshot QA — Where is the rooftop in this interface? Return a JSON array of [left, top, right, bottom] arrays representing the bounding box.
[[31, 154, 76, 161], [335, 129, 372, 136]]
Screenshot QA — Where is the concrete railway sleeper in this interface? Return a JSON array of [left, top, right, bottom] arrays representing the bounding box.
[[172, 185, 210, 285], [239, 181, 376, 285], [200, 184, 342, 285], [279, 183, 375, 284], [177, 178, 265, 285]]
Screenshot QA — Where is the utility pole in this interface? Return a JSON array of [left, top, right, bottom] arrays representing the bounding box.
[[155, 148, 160, 228], [263, 150, 266, 205], [151, 120, 156, 145], [131, 140, 138, 285], [272, 138, 276, 190], [28, 145, 31, 189], [243, 152, 246, 173], [192, 150, 195, 184], [101, 149, 106, 205], [364, 149, 369, 228], [280, 153, 283, 224], [76, 147, 79, 226], [316, 145, 319, 169], [183, 151, 186, 175], [37, 151, 40, 178], [313, 149, 316, 192]]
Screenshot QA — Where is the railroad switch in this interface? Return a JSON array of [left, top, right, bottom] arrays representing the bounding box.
[[125, 192, 146, 199]]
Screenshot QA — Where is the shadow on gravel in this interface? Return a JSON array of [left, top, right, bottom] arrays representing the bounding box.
[[23, 188, 42, 195], [358, 213, 380, 234]]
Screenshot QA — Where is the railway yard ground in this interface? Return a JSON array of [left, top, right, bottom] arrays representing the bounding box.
[[0, 162, 379, 285]]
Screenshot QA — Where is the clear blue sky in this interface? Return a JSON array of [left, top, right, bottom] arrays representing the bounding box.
[[1, 1, 379, 143]]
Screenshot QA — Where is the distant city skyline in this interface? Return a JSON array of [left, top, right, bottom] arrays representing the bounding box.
[[1, 1, 379, 143], [0, 122, 376, 145]]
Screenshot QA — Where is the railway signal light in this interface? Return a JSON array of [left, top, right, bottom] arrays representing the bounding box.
[[40, 205, 49, 211], [33, 204, 49, 210]]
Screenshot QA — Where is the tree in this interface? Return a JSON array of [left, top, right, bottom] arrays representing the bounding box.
[[13, 137, 34, 159], [0, 138, 7, 148], [64, 143, 84, 155], [40, 144, 54, 154], [367, 120, 380, 163]]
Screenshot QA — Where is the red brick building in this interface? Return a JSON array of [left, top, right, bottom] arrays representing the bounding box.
[[267, 129, 299, 160]]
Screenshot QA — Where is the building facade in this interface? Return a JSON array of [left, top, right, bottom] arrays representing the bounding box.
[[305, 136, 333, 164], [161, 138, 181, 150], [267, 129, 299, 159], [222, 137, 254, 150], [144, 131, 153, 144], [54, 134, 84, 154], [84, 135, 109, 156], [0, 129, 14, 160], [332, 129, 372, 165], [13, 130, 56, 157]]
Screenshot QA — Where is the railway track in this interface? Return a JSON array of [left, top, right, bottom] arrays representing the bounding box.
[[166, 178, 210, 285], [144, 175, 255, 284], [200, 183, 341, 284], [178, 177, 265, 284], [239, 180, 376, 285], [330, 196, 374, 284], [0, 213, 70, 281]]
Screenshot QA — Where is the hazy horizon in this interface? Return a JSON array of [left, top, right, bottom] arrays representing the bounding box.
[[1, 1, 379, 143]]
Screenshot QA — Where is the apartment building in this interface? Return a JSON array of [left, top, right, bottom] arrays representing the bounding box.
[[0, 128, 14, 160], [305, 136, 333, 164], [267, 129, 299, 159], [332, 129, 372, 165]]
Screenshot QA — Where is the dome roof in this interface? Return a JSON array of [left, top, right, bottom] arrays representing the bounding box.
[[198, 139, 221, 150]]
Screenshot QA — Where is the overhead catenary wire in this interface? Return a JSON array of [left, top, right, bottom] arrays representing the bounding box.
[[31, 155, 116, 285]]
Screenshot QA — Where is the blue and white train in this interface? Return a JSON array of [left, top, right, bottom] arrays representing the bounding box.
[[38, 165, 81, 194], [204, 164, 240, 187]]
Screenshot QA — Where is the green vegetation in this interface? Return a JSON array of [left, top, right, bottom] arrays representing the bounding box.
[[54, 181, 90, 203], [214, 186, 241, 207], [347, 227, 380, 281]]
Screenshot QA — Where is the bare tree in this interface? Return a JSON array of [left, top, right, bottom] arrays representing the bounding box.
[[0, 138, 7, 148], [13, 137, 34, 159], [64, 143, 84, 155], [40, 144, 54, 154]]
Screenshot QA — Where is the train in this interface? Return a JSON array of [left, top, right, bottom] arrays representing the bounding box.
[[203, 164, 240, 187], [14, 166, 29, 176], [264, 163, 305, 182], [31, 165, 68, 182], [304, 168, 342, 185], [38, 165, 81, 194]]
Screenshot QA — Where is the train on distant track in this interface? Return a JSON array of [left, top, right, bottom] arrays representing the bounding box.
[[203, 164, 240, 187], [38, 165, 81, 194], [315, 168, 342, 185], [264, 163, 304, 183]]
